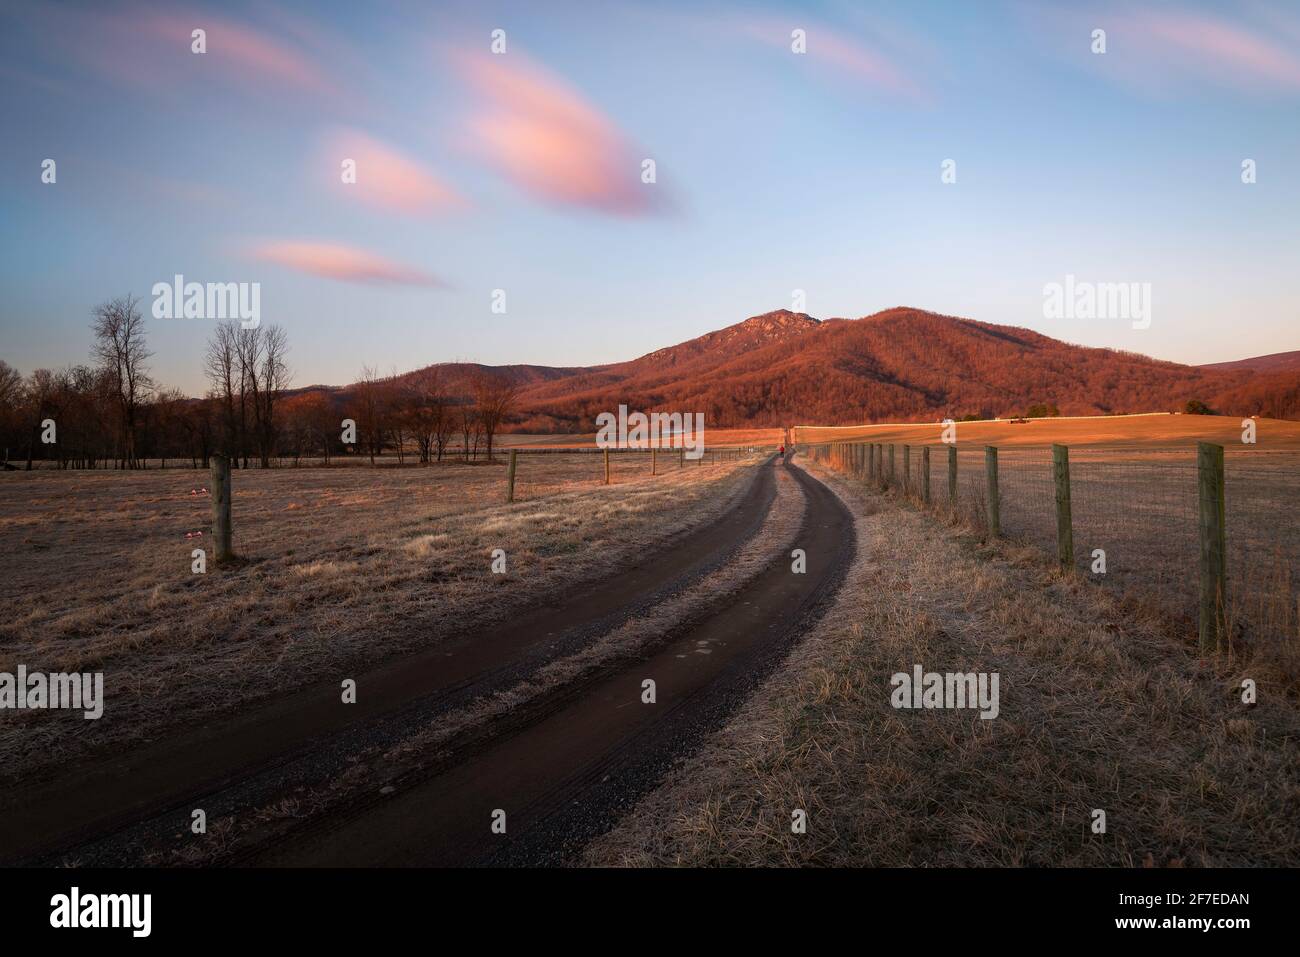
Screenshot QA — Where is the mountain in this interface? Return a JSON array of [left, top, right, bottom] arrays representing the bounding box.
[[636, 309, 821, 367], [505, 307, 1299, 427], [1200, 350, 1300, 374], [323, 308, 1300, 428]]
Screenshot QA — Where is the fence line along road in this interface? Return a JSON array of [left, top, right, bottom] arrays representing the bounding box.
[[805, 439, 1299, 658], [199, 447, 764, 552]]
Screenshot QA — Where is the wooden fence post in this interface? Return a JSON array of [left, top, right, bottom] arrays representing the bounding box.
[[679, 448, 684, 469], [867, 442, 875, 480], [211, 453, 232, 562], [1052, 444, 1072, 571], [903, 445, 911, 497], [922, 446, 931, 505], [1197, 441, 1226, 654], [985, 446, 1000, 537], [888, 444, 896, 486], [604, 448, 610, 485], [506, 449, 518, 503], [948, 445, 957, 504], [652, 448, 657, 475]]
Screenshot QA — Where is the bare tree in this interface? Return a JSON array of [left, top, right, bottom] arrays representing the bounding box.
[[56, 365, 104, 468], [471, 368, 519, 462], [0, 360, 20, 408], [305, 392, 337, 464], [0, 360, 23, 466], [91, 294, 153, 468], [435, 401, 456, 462], [458, 399, 481, 461], [180, 397, 216, 468], [151, 388, 189, 468], [260, 326, 291, 463], [384, 370, 409, 465], [238, 325, 291, 468], [287, 391, 337, 465], [205, 322, 291, 468], [204, 322, 242, 461], [21, 368, 59, 470], [406, 366, 454, 464], [352, 366, 384, 465]]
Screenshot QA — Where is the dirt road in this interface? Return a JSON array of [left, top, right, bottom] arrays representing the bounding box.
[[6, 456, 852, 866]]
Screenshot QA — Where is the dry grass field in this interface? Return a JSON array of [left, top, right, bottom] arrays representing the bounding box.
[[920, 448, 1300, 658], [810, 443, 1298, 680], [0, 452, 762, 778], [587, 455, 1300, 867], [141, 463, 812, 866], [797, 413, 1300, 672], [794, 413, 1300, 450], [503, 428, 785, 449]]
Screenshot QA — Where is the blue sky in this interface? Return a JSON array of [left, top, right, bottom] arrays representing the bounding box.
[[1, 0, 1297, 395]]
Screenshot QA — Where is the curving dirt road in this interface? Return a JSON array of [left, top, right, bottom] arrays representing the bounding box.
[[5, 455, 852, 867]]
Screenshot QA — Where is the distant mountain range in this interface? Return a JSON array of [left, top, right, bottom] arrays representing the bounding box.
[[310, 308, 1300, 428], [1199, 350, 1300, 374]]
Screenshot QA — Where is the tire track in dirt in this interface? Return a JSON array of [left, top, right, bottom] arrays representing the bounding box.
[[4, 461, 777, 865], [246, 457, 853, 866]]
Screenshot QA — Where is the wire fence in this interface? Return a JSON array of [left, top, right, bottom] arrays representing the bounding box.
[[807, 440, 1299, 653], [5, 445, 770, 471]]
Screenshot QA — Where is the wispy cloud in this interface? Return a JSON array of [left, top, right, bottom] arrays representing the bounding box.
[[451, 51, 662, 217], [1027, 3, 1300, 95], [320, 128, 466, 215], [143, 12, 338, 96], [248, 240, 442, 286], [14, 2, 343, 104], [1135, 9, 1300, 91], [737, 17, 928, 102]]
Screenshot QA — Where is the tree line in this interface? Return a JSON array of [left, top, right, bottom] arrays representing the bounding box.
[[1, 295, 519, 470]]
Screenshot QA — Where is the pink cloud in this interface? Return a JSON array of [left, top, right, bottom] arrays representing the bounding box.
[[1135, 10, 1300, 91], [142, 13, 337, 96], [452, 52, 660, 216], [320, 129, 466, 215], [1026, 4, 1300, 96], [16, 3, 341, 103], [737, 18, 928, 102], [249, 241, 442, 286]]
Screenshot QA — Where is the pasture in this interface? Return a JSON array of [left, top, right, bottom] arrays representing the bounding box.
[[794, 413, 1300, 450], [0, 452, 762, 777]]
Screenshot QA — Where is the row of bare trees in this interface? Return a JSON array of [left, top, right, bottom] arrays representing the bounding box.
[[0, 295, 194, 469], [1, 293, 521, 470], [203, 322, 291, 468], [343, 366, 518, 465], [0, 295, 291, 470]]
